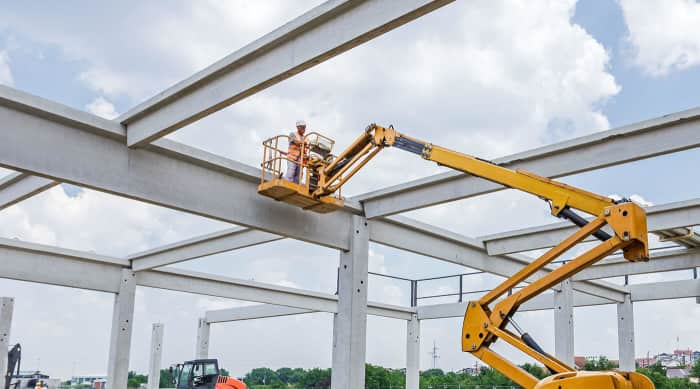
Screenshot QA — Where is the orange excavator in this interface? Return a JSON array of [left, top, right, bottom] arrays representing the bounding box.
[[171, 359, 245, 389], [258, 124, 654, 389]]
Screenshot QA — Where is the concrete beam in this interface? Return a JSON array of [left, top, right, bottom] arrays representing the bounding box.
[[481, 198, 700, 256], [617, 295, 635, 371], [0, 237, 128, 293], [417, 279, 700, 320], [0, 172, 57, 210], [195, 318, 210, 359], [371, 216, 628, 302], [332, 216, 369, 389], [0, 238, 414, 320], [0, 86, 352, 250], [0, 297, 14, 389], [206, 305, 313, 323], [147, 324, 164, 389], [130, 227, 281, 271], [406, 314, 420, 389], [121, 0, 455, 146], [553, 279, 574, 366], [357, 106, 700, 218], [574, 248, 700, 281], [107, 270, 136, 389]]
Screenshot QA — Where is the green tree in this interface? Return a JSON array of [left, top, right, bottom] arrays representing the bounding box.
[[218, 368, 229, 377], [692, 358, 700, 378], [297, 368, 330, 389], [244, 367, 280, 386], [584, 356, 617, 371], [160, 368, 175, 388], [127, 371, 148, 388]]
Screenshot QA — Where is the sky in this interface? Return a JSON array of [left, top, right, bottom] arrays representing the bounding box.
[[1, 0, 700, 380]]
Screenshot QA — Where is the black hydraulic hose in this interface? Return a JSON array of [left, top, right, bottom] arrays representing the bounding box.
[[558, 207, 612, 242], [521, 333, 557, 375]]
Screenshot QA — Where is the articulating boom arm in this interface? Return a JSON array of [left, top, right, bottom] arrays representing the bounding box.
[[310, 124, 651, 388]]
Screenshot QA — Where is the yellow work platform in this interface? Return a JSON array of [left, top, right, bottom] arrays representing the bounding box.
[[258, 179, 344, 214]]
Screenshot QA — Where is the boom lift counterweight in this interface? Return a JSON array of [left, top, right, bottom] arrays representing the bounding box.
[[258, 125, 653, 389]]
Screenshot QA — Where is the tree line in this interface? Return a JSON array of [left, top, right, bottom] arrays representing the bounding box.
[[114, 357, 700, 389]]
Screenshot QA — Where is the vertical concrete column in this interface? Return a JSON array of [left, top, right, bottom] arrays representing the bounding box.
[[553, 279, 574, 366], [195, 318, 210, 359], [107, 270, 136, 389], [148, 324, 164, 389], [0, 297, 15, 389], [406, 314, 420, 389], [331, 215, 369, 389], [617, 294, 636, 371]]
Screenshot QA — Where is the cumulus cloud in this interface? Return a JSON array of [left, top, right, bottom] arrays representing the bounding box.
[[620, 0, 700, 76], [85, 96, 119, 119], [0, 50, 13, 85]]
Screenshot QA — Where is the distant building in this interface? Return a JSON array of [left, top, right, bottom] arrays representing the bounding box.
[[666, 367, 690, 379], [71, 375, 107, 387]]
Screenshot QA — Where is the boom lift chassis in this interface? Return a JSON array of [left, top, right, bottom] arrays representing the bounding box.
[[259, 125, 654, 389]]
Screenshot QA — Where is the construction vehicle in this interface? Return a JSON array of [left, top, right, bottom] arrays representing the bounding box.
[[171, 359, 245, 389], [4, 344, 21, 389], [259, 125, 654, 389]]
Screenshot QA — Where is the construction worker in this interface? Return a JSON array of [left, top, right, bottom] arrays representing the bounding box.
[[286, 120, 308, 183]]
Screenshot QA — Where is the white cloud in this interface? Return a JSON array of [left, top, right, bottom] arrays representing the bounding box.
[[0, 50, 13, 85], [620, 0, 700, 76], [85, 96, 119, 119]]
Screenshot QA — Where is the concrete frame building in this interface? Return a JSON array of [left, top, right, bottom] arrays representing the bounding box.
[[1, 1, 699, 389]]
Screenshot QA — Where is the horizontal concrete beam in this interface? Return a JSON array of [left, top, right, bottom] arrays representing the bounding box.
[[121, 0, 455, 146], [575, 248, 700, 281], [205, 299, 416, 323], [370, 215, 629, 302], [0, 237, 413, 320], [417, 279, 700, 320], [129, 227, 281, 271], [0, 237, 128, 293], [0, 172, 58, 210], [357, 106, 700, 218], [481, 198, 700, 256], [206, 305, 314, 323], [0, 86, 352, 250]]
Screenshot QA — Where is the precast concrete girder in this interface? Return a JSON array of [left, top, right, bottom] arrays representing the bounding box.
[[121, 0, 456, 146], [357, 106, 700, 218], [0, 172, 58, 210], [0, 238, 413, 320], [0, 86, 352, 250], [416, 279, 700, 320], [481, 198, 700, 256], [129, 227, 281, 271], [574, 248, 700, 281]]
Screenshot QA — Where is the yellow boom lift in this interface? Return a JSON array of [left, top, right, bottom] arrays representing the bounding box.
[[258, 125, 654, 389]]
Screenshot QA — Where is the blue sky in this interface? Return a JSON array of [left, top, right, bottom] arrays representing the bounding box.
[[1, 0, 700, 379]]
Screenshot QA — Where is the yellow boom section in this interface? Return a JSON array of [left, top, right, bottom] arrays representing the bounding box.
[[258, 124, 652, 389]]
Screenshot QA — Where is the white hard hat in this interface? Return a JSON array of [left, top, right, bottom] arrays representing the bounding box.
[[296, 120, 306, 127]]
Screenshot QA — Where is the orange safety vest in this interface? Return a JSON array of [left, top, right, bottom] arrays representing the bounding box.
[[288, 131, 306, 161]]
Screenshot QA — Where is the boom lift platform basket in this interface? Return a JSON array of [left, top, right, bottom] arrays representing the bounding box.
[[258, 132, 344, 213]]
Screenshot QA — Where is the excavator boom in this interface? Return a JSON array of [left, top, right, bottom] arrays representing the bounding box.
[[257, 124, 653, 389]]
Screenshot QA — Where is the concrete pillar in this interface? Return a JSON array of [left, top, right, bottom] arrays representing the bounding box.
[[553, 279, 574, 366], [195, 318, 210, 359], [107, 270, 136, 389], [331, 216, 369, 389], [148, 324, 164, 389], [617, 294, 636, 371], [0, 297, 14, 389], [406, 314, 420, 389]]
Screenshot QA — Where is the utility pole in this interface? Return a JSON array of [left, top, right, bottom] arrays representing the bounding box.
[[428, 340, 440, 370]]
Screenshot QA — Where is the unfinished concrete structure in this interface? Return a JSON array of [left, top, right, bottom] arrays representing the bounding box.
[[1, 1, 699, 388]]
